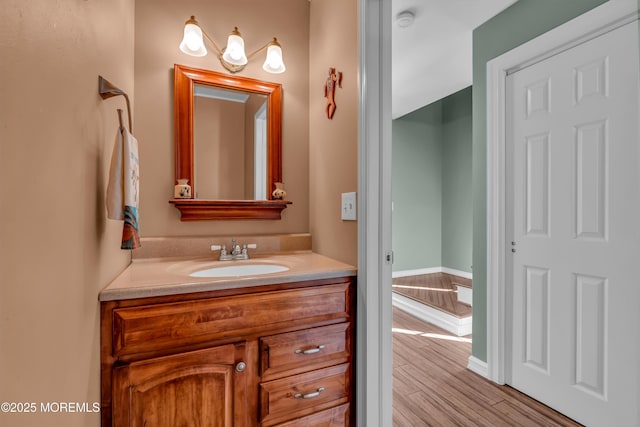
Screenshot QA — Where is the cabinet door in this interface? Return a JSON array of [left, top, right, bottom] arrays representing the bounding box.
[[112, 343, 249, 427]]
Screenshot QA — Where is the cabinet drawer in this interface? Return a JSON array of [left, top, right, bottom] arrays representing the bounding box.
[[112, 282, 350, 357], [259, 363, 350, 426], [273, 403, 350, 426], [260, 323, 351, 379]]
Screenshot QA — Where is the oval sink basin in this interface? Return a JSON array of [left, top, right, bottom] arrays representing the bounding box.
[[189, 264, 289, 278]]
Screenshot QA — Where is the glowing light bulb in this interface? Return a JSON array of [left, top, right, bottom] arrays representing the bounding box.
[[179, 20, 207, 57], [262, 42, 285, 74]]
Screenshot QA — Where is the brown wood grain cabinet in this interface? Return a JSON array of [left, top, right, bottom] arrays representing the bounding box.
[[101, 276, 355, 426]]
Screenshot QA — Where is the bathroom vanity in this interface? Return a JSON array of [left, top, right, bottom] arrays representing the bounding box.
[[99, 249, 356, 426]]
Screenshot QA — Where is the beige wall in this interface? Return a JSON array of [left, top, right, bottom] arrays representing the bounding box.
[[0, 1, 134, 426], [309, 0, 359, 266], [135, 0, 310, 237]]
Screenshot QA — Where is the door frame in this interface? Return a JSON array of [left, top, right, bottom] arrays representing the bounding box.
[[357, 0, 393, 426], [485, 0, 638, 385]]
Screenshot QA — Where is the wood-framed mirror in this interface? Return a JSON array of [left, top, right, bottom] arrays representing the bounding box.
[[170, 64, 291, 220]]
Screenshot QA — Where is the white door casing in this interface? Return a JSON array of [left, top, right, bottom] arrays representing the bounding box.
[[254, 102, 267, 200], [357, 0, 394, 425], [506, 18, 639, 426]]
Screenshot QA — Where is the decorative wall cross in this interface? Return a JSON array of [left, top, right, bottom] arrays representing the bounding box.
[[324, 67, 343, 119]]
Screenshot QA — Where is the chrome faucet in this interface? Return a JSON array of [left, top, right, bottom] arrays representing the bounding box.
[[210, 240, 257, 261], [230, 239, 241, 257]]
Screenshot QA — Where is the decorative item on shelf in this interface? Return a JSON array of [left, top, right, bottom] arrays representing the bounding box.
[[324, 67, 343, 119], [272, 182, 287, 200], [179, 16, 286, 74], [174, 179, 192, 198]]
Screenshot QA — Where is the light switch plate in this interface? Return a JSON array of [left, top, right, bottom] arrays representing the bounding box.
[[341, 192, 357, 221]]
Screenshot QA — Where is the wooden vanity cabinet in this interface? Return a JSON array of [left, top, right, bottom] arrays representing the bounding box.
[[101, 276, 355, 426]]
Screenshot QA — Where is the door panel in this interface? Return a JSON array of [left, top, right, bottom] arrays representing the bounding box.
[[523, 266, 549, 373], [574, 120, 607, 240], [524, 132, 550, 236], [574, 273, 606, 397], [507, 20, 639, 427]]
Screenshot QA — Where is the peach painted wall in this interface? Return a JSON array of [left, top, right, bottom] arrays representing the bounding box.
[[0, 1, 134, 426], [309, 0, 359, 266], [134, 0, 310, 237]]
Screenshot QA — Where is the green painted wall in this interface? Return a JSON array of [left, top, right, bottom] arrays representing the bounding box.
[[392, 103, 443, 271], [442, 87, 473, 273], [471, 0, 609, 362], [392, 87, 473, 274]]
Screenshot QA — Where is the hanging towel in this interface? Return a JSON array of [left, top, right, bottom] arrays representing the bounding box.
[[106, 126, 141, 249]]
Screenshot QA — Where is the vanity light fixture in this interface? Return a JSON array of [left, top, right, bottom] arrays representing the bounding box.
[[179, 16, 286, 74]]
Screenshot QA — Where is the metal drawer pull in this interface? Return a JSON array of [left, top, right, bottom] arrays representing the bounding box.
[[294, 387, 325, 399], [295, 345, 325, 355]]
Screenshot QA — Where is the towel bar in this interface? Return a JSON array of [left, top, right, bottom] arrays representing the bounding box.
[[116, 109, 124, 131], [99, 75, 132, 132]]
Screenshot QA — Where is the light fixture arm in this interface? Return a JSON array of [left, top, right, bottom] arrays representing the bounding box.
[[199, 27, 223, 57], [246, 38, 279, 60]]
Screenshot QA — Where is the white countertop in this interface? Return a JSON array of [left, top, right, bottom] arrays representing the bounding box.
[[99, 252, 357, 301]]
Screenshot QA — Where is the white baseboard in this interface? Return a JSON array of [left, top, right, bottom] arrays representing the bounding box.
[[456, 285, 473, 306], [467, 355, 489, 379], [392, 267, 442, 278], [441, 267, 473, 280], [392, 293, 472, 336], [393, 266, 472, 280]]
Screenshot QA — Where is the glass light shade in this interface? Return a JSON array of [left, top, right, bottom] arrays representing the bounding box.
[[222, 33, 248, 66], [179, 23, 207, 57], [262, 43, 286, 74]]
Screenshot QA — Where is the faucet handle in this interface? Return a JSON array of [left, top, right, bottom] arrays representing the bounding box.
[[238, 243, 256, 259], [211, 244, 228, 255]]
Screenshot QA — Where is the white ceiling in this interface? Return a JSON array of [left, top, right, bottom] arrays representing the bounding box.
[[392, 0, 517, 119]]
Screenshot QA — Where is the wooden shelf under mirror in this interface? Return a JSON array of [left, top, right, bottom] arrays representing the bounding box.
[[172, 64, 290, 221], [170, 199, 292, 221]]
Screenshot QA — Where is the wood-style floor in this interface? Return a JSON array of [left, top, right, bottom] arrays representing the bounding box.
[[393, 273, 472, 318], [393, 307, 582, 426]]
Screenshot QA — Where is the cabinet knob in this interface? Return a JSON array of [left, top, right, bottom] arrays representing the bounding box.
[[295, 345, 325, 355], [235, 361, 246, 372], [294, 387, 325, 399]]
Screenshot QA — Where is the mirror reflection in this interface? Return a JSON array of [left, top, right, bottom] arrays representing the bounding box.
[[193, 84, 268, 200]]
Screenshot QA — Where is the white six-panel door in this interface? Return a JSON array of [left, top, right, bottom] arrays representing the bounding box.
[[506, 20, 639, 426]]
